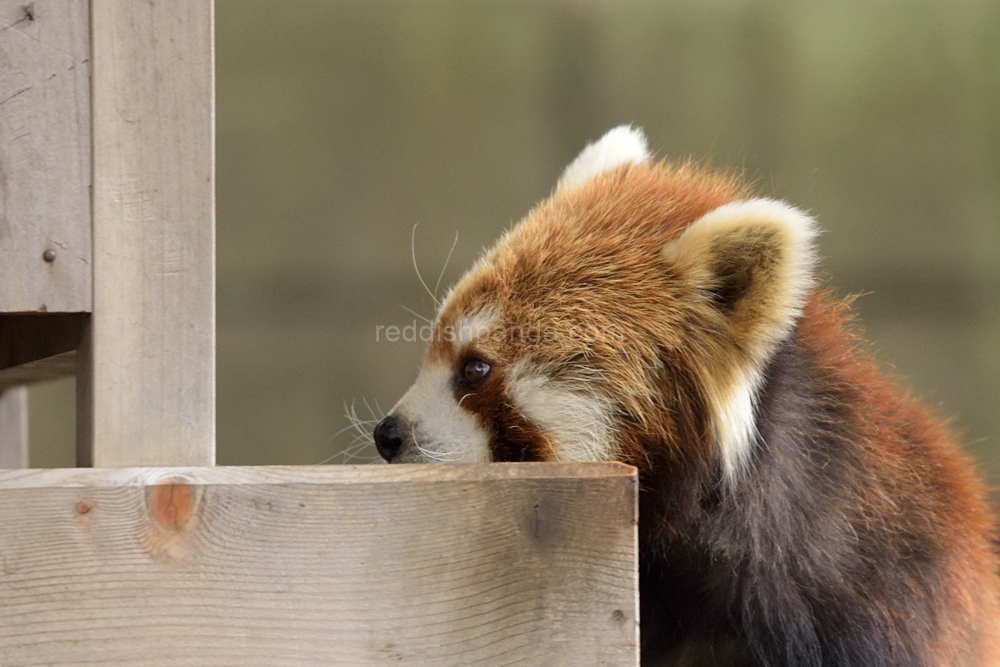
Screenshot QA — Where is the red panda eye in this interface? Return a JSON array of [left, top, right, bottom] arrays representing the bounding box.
[[462, 358, 491, 386]]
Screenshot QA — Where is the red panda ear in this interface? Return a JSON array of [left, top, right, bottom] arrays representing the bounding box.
[[663, 199, 818, 350], [555, 125, 650, 194], [661, 199, 818, 482]]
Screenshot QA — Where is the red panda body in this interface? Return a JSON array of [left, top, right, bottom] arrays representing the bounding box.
[[374, 127, 1000, 666]]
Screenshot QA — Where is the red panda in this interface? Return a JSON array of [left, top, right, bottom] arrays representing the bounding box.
[[373, 126, 1000, 666]]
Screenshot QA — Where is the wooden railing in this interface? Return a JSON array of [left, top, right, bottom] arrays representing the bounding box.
[[0, 2, 639, 664]]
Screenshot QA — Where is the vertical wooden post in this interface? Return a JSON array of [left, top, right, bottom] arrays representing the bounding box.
[[0, 388, 27, 468], [1, 0, 91, 469], [80, 0, 215, 467]]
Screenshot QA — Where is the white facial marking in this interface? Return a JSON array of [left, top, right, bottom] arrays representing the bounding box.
[[394, 363, 490, 463], [452, 308, 499, 353], [703, 367, 761, 485], [556, 125, 650, 194], [507, 362, 617, 462]]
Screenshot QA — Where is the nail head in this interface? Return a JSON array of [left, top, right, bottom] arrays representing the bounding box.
[[43, 249, 56, 262]]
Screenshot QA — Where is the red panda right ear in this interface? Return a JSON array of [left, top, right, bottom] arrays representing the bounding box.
[[661, 199, 818, 483]]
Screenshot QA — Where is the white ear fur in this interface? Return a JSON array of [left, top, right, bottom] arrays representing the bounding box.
[[555, 125, 650, 193], [662, 198, 818, 484]]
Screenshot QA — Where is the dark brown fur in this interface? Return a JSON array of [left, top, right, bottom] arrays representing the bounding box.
[[635, 294, 1000, 665]]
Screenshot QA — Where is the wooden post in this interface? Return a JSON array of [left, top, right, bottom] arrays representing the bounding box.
[[0, 0, 92, 314], [0, 0, 92, 466], [0, 388, 27, 468], [1, 0, 214, 466], [80, 0, 215, 467]]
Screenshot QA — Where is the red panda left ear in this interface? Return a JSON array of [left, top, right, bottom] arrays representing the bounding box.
[[662, 199, 818, 483], [555, 125, 650, 194]]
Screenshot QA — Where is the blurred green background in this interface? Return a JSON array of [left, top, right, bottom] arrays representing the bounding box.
[[27, 1, 1000, 487]]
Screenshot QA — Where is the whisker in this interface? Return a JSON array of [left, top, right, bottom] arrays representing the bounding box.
[[361, 397, 383, 424], [411, 223, 440, 309], [400, 304, 433, 325], [319, 398, 385, 464], [412, 431, 462, 463], [433, 230, 459, 302]]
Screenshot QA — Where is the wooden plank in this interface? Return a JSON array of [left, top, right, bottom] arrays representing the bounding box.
[[0, 313, 86, 390], [0, 387, 27, 468], [0, 462, 639, 666], [83, 0, 215, 466], [0, 0, 91, 313]]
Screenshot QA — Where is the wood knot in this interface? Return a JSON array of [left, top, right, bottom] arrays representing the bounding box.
[[140, 478, 202, 560], [148, 480, 195, 532], [74, 499, 95, 525]]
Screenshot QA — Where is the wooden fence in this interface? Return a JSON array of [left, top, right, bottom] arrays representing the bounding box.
[[0, 1, 639, 664]]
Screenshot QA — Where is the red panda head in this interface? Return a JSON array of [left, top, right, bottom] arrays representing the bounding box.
[[375, 126, 817, 484]]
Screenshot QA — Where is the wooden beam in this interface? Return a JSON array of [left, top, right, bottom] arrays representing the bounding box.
[[82, 0, 215, 466], [0, 387, 27, 468], [0, 462, 639, 666], [0, 351, 76, 392], [0, 0, 92, 314]]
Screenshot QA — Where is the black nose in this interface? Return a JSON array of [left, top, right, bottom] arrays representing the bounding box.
[[374, 415, 404, 461]]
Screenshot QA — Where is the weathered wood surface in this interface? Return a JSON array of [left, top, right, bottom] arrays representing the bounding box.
[[83, 0, 215, 466], [0, 0, 91, 313], [0, 463, 639, 666], [0, 387, 27, 467]]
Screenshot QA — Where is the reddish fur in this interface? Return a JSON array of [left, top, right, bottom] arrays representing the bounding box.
[[391, 159, 1000, 665], [796, 294, 1000, 664], [436, 162, 750, 465]]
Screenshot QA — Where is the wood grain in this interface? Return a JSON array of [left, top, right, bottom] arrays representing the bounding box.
[[83, 0, 215, 466], [0, 0, 92, 313], [0, 462, 639, 666], [0, 387, 27, 467]]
